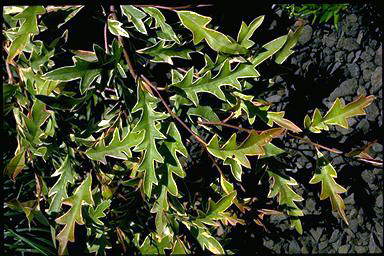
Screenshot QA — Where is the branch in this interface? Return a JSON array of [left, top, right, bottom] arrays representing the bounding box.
[[287, 132, 383, 166], [197, 120, 257, 134], [110, 5, 207, 148], [134, 4, 212, 11]]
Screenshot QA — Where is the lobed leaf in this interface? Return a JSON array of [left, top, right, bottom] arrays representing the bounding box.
[[7, 6, 46, 63], [137, 41, 194, 65], [309, 151, 348, 224], [142, 7, 180, 43], [121, 5, 147, 34], [85, 128, 143, 164], [132, 84, 169, 197], [207, 128, 285, 168], [237, 15, 264, 48], [268, 171, 304, 234], [47, 155, 77, 214], [171, 59, 259, 105], [305, 95, 375, 133], [177, 10, 247, 54], [275, 26, 303, 64], [55, 173, 94, 255], [108, 19, 129, 38]]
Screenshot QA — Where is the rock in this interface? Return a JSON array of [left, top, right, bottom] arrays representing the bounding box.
[[374, 44, 382, 66], [355, 246, 368, 254], [329, 78, 358, 101], [366, 103, 379, 121], [370, 67, 382, 93], [347, 52, 354, 62], [369, 39, 378, 49], [335, 51, 346, 62], [356, 31, 364, 44], [353, 50, 362, 63], [323, 33, 338, 48], [347, 63, 360, 78], [343, 14, 359, 37], [330, 62, 342, 74], [357, 85, 366, 96], [356, 119, 369, 134], [372, 143, 383, 153], [360, 61, 375, 71], [363, 68, 373, 81], [337, 37, 360, 51], [336, 125, 352, 135], [361, 169, 375, 184], [360, 49, 374, 62], [298, 25, 313, 45]]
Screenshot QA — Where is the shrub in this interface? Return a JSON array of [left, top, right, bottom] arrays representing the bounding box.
[[3, 5, 378, 255]]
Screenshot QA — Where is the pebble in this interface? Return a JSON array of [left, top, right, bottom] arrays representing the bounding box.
[[347, 52, 355, 62], [353, 50, 362, 63], [370, 67, 382, 93], [374, 44, 382, 66]]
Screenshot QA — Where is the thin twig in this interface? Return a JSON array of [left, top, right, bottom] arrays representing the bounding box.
[[176, 67, 200, 79], [198, 120, 255, 133], [221, 113, 234, 123], [288, 133, 343, 154], [206, 152, 224, 176], [5, 61, 15, 84], [287, 132, 383, 166], [134, 4, 212, 11], [104, 22, 109, 53]]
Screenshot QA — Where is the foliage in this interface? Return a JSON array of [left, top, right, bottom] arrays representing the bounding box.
[[282, 3, 349, 30], [2, 4, 378, 255]]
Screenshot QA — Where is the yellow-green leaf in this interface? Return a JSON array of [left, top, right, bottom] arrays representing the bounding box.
[[55, 173, 94, 255], [268, 171, 303, 234], [309, 151, 348, 224], [177, 10, 247, 54], [306, 95, 375, 133]]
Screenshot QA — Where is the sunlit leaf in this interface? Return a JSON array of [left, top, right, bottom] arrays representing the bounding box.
[[309, 151, 348, 224]]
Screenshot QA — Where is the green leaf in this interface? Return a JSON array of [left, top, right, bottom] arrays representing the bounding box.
[[107, 19, 129, 38], [237, 15, 264, 48], [306, 95, 375, 133], [48, 155, 77, 214], [137, 41, 194, 65], [177, 11, 247, 54], [267, 111, 302, 133], [20, 67, 59, 95], [160, 122, 188, 196], [250, 35, 288, 66], [138, 233, 172, 254], [171, 59, 259, 105], [4, 149, 26, 181], [55, 173, 94, 255], [132, 84, 169, 197], [172, 237, 190, 254], [268, 171, 303, 234], [193, 227, 225, 255], [85, 127, 144, 164], [207, 128, 285, 168], [88, 199, 111, 225], [209, 191, 237, 214], [142, 7, 180, 43], [187, 105, 222, 131], [121, 5, 147, 34], [7, 6, 46, 63], [150, 186, 169, 238], [35, 93, 92, 111], [275, 27, 303, 64], [309, 151, 348, 224], [42, 45, 116, 93]]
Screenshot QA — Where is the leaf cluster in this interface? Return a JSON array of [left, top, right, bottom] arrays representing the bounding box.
[[2, 4, 378, 255]]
